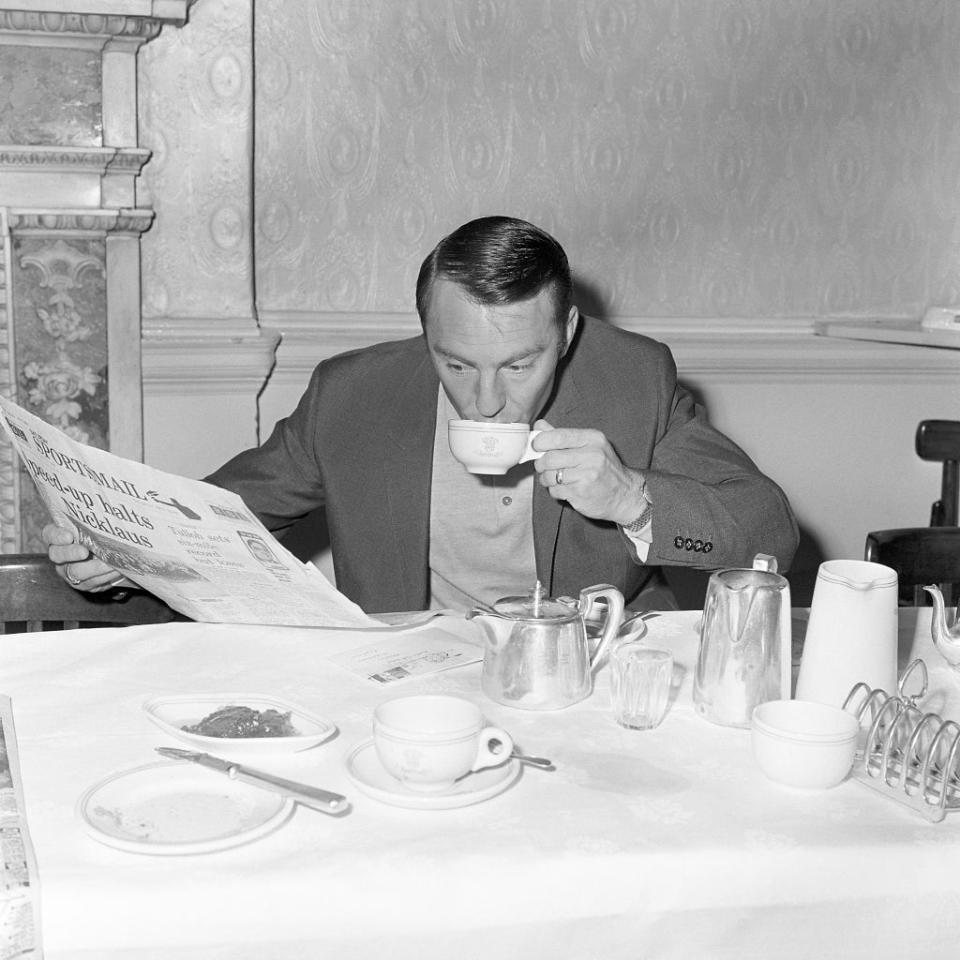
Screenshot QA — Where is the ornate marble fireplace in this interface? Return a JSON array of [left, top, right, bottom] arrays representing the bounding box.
[[0, 0, 191, 551]]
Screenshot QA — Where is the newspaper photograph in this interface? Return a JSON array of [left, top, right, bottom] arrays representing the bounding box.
[[0, 696, 41, 960], [0, 396, 375, 629]]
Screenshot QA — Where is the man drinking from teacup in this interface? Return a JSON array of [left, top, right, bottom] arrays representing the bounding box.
[[44, 216, 799, 613]]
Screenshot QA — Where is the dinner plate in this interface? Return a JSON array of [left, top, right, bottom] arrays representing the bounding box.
[[143, 693, 337, 757], [345, 739, 521, 810], [77, 760, 295, 855]]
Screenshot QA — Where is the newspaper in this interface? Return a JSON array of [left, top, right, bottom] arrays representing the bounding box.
[[0, 396, 375, 628], [0, 697, 41, 960]]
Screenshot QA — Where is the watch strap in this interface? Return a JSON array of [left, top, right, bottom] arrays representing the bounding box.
[[623, 500, 653, 533]]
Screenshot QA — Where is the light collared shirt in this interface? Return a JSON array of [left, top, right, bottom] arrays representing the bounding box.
[[429, 389, 538, 611], [428, 388, 651, 610]]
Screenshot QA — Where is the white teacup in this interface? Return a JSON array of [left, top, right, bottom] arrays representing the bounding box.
[[372, 694, 513, 792], [447, 420, 542, 475]]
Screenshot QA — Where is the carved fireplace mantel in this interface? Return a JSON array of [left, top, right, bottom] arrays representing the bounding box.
[[0, 0, 193, 552]]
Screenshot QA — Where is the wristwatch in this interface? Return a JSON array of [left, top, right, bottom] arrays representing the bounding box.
[[623, 501, 653, 533], [622, 478, 653, 533]]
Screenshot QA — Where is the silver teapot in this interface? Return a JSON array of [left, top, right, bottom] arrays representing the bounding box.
[[468, 581, 625, 710], [923, 584, 960, 670]]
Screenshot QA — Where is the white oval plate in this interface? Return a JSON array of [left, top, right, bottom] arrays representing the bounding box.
[[77, 760, 295, 855], [143, 693, 337, 757], [345, 739, 521, 810]]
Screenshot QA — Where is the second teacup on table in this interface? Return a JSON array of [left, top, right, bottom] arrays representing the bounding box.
[[372, 694, 514, 793]]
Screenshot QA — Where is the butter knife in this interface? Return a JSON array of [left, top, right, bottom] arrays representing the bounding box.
[[155, 746, 348, 815]]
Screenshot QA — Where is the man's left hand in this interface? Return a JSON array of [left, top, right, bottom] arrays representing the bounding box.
[[532, 420, 647, 525]]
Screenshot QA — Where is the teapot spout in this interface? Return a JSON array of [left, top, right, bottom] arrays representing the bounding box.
[[923, 585, 960, 667], [465, 609, 510, 650]]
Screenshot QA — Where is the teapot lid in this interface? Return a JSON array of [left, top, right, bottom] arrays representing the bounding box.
[[492, 580, 577, 621]]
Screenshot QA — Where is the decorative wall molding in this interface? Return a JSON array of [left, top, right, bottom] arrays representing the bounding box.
[[257, 313, 960, 388], [0, 142, 153, 214], [7, 206, 154, 235], [142, 314, 260, 342], [664, 333, 960, 384], [0, 3, 189, 42], [142, 327, 278, 396], [815, 317, 960, 351], [0, 144, 150, 174]]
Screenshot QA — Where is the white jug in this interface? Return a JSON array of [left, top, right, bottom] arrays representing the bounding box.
[[795, 559, 899, 708]]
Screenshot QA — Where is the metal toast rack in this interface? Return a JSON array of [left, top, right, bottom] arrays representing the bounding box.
[[843, 659, 960, 822]]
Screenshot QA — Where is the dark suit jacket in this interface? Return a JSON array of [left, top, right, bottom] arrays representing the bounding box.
[[208, 318, 799, 613]]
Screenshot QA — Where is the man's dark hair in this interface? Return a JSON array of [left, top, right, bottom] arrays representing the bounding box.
[[416, 216, 573, 331]]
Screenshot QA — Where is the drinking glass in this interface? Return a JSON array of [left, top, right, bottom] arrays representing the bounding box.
[[609, 643, 673, 730]]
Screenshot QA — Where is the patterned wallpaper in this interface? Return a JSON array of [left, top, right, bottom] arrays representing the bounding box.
[[253, 0, 960, 322], [138, 0, 254, 326]]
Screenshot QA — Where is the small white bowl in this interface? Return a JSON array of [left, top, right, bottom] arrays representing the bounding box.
[[751, 699, 860, 790]]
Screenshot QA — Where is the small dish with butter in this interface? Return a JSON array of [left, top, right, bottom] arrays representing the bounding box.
[[143, 693, 337, 757]]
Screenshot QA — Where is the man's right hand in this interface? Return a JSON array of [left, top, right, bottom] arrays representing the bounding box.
[[42, 523, 131, 593]]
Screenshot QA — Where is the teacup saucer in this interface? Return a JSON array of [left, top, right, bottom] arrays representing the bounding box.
[[345, 739, 521, 810]]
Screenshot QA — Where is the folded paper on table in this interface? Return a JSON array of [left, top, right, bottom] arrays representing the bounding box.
[[0, 695, 43, 959], [328, 623, 483, 683], [0, 396, 374, 629]]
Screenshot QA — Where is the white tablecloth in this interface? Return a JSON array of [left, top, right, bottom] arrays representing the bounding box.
[[2, 608, 959, 960]]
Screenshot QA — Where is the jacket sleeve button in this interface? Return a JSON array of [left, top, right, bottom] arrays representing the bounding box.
[[693, 540, 703, 552], [674, 536, 684, 549], [684, 538, 694, 550], [703, 541, 713, 553]]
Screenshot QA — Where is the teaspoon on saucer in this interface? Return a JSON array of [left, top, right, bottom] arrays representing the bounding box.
[[510, 751, 555, 771]]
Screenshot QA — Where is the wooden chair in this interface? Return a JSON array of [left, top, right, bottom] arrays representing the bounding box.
[[916, 419, 960, 526], [865, 527, 960, 608], [863, 420, 960, 607], [1, 554, 180, 633]]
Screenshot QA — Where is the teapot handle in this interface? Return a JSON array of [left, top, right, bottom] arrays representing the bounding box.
[[580, 584, 626, 669]]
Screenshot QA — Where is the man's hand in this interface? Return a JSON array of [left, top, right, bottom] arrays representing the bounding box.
[[42, 523, 131, 593], [531, 420, 649, 525]]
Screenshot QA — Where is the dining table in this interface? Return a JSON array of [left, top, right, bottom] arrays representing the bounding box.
[[1, 604, 958, 960]]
